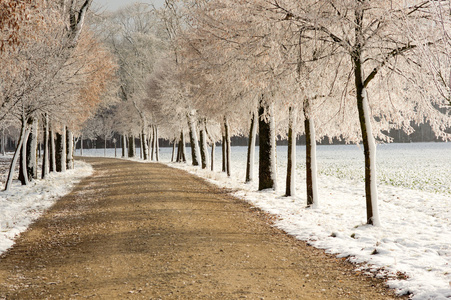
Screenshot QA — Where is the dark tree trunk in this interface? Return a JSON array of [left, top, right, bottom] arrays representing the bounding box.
[[171, 139, 176, 162], [42, 114, 49, 179], [222, 135, 226, 173], [258, 100, 276, 191], [155, 126, 159, 162], [55, 130, 66, 173], [246, 111, 257, 183], [211, 143, 215, 171], [25, 117, 38, 181], [199, 127, 208, 169], [188, 117, 200, 166], [286, 107, 296, 196], [122, 135, 127, 158], [224, 117, 231, 177], [128, 135, 135, 158]]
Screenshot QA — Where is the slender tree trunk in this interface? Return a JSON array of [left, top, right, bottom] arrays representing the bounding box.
[[354, 50, 380, 226], [122, 135, 126, 158], [211, 143, 215, 171], [66, 129, 74, 170], [49, 126, 56, 173], [171, 139, 176, 162], [150, 126, 155, 161], [304, 100, 319, 207], [104, 134, 107, 157], [42, 114, 49, 179], [26, 117, 38, 180], [176, 131, 186, 163], [246, 111, 258, 183], [199, 122, 209, 170], [224, 117, 231, 177], [155, 126, 159, 162], [222, 135, 226, 173], [258, 99, 277, 191], [114, 138, 117, 157], [286, 107, 296, 196], [80, 134, 84, 156], [5, 116, 29, 191], [0, 128, 5, 156], [128, 135, 135, 158], [142, 129, 148, 160]]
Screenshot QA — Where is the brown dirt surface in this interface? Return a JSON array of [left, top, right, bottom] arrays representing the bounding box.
[[0, 157, 408, 299]]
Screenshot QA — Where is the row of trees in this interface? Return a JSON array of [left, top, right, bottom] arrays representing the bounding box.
[[0, 0, 116, 190], [122, 0, 449, 226], [4, 1, 451, 228]]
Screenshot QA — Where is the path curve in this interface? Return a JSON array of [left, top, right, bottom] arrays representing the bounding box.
[[0, 157, 406, 299]]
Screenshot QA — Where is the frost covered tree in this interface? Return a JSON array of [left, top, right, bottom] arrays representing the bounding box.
[[268, 0, 451, 225]]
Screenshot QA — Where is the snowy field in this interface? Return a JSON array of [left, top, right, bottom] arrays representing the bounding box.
[[0, 142, 450, 298]]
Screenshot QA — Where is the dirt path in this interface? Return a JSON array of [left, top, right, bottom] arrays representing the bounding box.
[[0, 157, 406, 299]]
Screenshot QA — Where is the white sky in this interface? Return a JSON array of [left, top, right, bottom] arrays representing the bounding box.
[[92, 0, 165, 12]]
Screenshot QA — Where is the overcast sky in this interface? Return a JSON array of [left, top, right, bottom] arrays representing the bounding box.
[[92, 0, 165, 12]]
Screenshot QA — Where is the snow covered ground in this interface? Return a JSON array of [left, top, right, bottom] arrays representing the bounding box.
[[0, 160, 93, 255], [157, 142, 451, 300], [1, 142, 450, 299]]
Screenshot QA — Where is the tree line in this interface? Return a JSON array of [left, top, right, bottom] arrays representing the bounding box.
[[2, 0, 451, 226]]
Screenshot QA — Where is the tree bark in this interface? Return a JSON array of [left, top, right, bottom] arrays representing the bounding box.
[[187, 113, 200, 166], [0, 128, 5, 156], [176, 131, 186, 163], [155, 126, 159, 162], [224, 117, 231, 177], [42, 114, 49, 179], [55, 127, 66, 173], [151, 126, 155, 161], [66, 128, 74, 170], [286, 107, 296, 197], [246, 111, 258, 183], [211, 143, 215, 171], [304, 101, 318, 207], [122, 135, 127, 157], [26, 117, 38, 180], [222, 135, 226, 173], [353, 32, 380, 225], [258, 99, 277, 191], [128, 135, 135, 158], [49, 126, 56, 173], [199, 122, 209, 170], [171, 139, 176, 162], [142, 130, 148, 160]]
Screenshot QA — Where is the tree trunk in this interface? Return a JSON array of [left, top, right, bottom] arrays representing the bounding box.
[[258, 99, 277, 191], [128, 135, 135, 158], [354, 53, 380, 226], [42, 114, 49, 179], [5, 116, 29, 191], [246, 111, 257, 183], [151, 126, 155, 161], [0, 128, 5, 156], [55, 127, 67, 172], [187, 113, 200, 166], [199, 123, 209, 170], [171, 139, 176, 162], [176, 131, 186, 163], [155, 126, 159, 162], [222, 135, 226, 173], [26, 117, 38, 180], [211, 143, 215, 171], [49, 126, 56, 173], [304, 101, 318, 207], [224, 117, 231, 177], [66, 129, 74, 170], [286, 107, 296, 196], [142, 130, 148, 160], [122, 135, 126, 157]]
